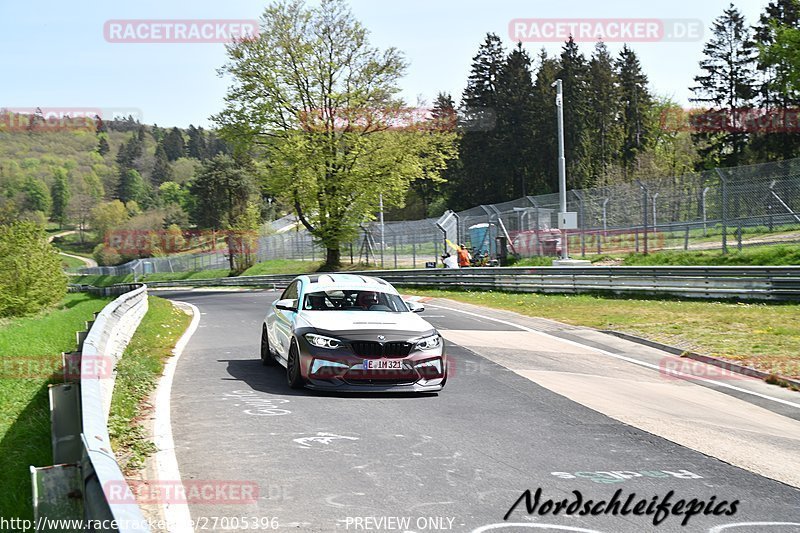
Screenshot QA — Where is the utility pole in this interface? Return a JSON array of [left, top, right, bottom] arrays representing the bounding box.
[[551, 79, 587, 266]]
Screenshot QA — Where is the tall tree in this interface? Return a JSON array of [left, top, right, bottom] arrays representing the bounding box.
[[754, 0, 800, 159], [187, 125, 209, 160], [189, 155, 258, 230], [690, 3, 758, 167], [22, 177, 51, 215], [617, 45, 653, 177], [162, 127, 186, 161], [495, 43, 537, 198], [530, 48, 560, 194], [586, 41, 622, 183], [152, 144, 173, 185], [50, 168, 71, 228], [117, 169, 145, 204], [412, 92, 456, 215], [450, 33, 506, 209], [558, 37, 592, 188], [97, 135, 110, 156], [214, 0, 457, 269]]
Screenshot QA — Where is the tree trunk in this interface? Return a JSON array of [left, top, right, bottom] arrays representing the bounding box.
[[320, 247, 341, 271]]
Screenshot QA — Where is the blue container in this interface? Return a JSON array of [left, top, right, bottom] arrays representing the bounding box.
[[468, 223, 495, 255]]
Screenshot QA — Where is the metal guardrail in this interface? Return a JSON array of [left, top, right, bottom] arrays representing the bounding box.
[[32, 284, 150, 532], [143, 266, 800, 301]]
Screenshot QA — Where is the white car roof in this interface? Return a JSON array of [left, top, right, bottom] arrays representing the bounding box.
[[300, 273, 399, 295]]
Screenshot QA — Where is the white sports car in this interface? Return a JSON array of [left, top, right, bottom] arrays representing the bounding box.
[[261, 274, 447, 392]]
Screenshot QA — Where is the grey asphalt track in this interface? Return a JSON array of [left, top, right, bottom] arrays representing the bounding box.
[[157, 289, 800, 533]]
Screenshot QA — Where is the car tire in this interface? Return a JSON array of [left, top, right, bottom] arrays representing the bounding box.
[[286, 339, 304, 389], [260, 325, 275, 366]]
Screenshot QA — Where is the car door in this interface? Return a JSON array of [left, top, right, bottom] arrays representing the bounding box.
[[271, 280, 300, 361]]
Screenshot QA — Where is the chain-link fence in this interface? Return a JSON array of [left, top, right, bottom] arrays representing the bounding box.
[[81, 158, 800, 275]]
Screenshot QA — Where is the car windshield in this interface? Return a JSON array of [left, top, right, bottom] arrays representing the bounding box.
[[302, 290, 409, 312]]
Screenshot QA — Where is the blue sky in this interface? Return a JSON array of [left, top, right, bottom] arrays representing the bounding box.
[[0, 0, 767, 128]]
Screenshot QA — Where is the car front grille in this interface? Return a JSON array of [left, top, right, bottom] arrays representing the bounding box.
[[350, 341, 413, 358]]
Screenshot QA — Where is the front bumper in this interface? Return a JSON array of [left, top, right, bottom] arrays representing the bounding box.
[[296, 330, 447, 392]]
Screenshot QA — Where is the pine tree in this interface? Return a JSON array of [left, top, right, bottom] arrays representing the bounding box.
[[152, 144, 173, 185], [51, 168, 70, 228], [450, 33, 506, 209], [530, 49, 560, 194], [558, 37, 591, 188], [690, 3, 758, 167], [617, 45, 653, 176], [115, 133, 143, 171], [116, 169, 145, 204], [753, 0, 800, 159], [495, 43, 537, 198], [187, 125, 209, 160], [97, 135, 110, 156], [162, 127, 186, 161], [586, 41, 622, 183]]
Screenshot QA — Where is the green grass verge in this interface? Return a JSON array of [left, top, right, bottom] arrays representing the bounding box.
[[108, 296, 191, 473], [0, 293, 112, 519], [59, 253, 87, 270], [242, 259, 322, 276], [407, 289, 800, 379], [618, 244, 800, 266]]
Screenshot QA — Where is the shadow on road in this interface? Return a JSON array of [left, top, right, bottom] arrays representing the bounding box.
[[222, 357, 439, 400]]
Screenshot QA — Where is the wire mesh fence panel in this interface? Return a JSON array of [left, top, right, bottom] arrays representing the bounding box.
[[79, 158, 800, 275]]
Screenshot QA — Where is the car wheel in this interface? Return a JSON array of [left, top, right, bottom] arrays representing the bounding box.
[[260, 325, 275, 366], [286, 339, 304, 389]]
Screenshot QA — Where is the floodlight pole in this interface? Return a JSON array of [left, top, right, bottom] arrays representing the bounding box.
[[552, 79, 568, 260]]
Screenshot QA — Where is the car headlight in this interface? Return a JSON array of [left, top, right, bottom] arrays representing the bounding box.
[[415, 334, 441, 351], [305, 333, 342, 349]]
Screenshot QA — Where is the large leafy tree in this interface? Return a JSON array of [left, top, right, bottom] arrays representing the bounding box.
[[214, 0, 456, 269], [0, 222, 66, 317], [755, 0, 800, 159], [690, 3, 758, 167]]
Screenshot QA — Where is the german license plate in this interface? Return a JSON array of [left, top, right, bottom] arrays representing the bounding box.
[[363, 359, 403, 371]]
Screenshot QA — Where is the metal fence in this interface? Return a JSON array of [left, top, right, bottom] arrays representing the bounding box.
[[33, 284, 149, 532], [80, 158, 800, 276], [142, 266, 800, 301]]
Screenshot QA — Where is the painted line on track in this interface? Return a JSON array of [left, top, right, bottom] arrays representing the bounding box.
[[428, 303, 800, 411], [152, 300, 201, 533]]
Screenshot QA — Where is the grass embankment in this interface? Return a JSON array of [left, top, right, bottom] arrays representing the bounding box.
[[50, 231, 96, 258], [59, 253, 87, 270], [0, 293, 112, 519], [108, 296, 191, 473], [512, 243, 800, 267], [408, 289, 800, 380]]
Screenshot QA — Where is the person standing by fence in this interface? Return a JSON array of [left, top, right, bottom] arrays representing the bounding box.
[[457, 244, 471, 267]]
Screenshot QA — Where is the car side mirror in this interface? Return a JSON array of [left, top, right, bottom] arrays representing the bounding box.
[[407, 301, 425, 313], [275, 299, 298, 312]]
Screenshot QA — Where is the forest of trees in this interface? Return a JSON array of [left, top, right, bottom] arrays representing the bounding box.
[[1, 0, 799, 269], [410, 0, 800, 213]]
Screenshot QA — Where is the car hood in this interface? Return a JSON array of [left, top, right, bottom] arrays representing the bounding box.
[[298, 310, 434, 335]]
